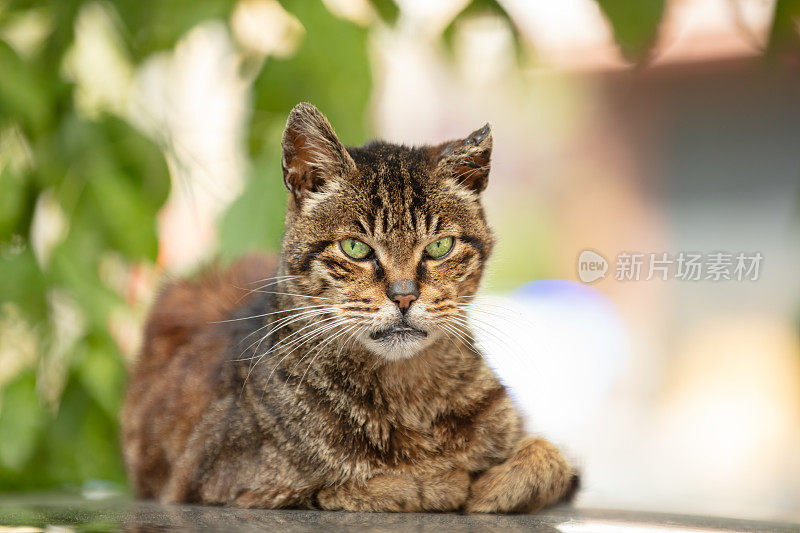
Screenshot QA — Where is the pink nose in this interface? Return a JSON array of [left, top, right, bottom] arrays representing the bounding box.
[[387, 279, 419, 314], [392, 294, 417, 313]]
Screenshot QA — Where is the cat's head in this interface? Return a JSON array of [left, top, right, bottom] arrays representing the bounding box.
[[280, 103, 494, 360]]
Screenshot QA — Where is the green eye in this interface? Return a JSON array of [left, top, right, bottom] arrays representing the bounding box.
[[340, 238, 372, 260], [425, 236, 454, 259]]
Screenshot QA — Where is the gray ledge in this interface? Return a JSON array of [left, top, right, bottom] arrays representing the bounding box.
[[0, 494, 797, 532]]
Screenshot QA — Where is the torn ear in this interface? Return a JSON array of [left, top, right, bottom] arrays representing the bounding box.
[[281, 102, 356, 200], [431, 123, 493, 193]]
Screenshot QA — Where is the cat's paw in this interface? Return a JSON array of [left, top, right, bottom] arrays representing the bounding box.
[[316, 473, 421, 512], [419, 468, 470, 510], [317, 469, 469, 512], [465, 437, 576, 513]]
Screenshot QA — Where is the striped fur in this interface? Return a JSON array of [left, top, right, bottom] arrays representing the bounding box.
[[121, 103, 577, 512]]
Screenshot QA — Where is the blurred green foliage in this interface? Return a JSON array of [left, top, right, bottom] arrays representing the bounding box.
[[220, 0, 371, 261], [767, 0, 800, 58], [596, 0, 665, 63], [0, 0, 797, 492], [443, 0, 529, 63], [0, 0, 373, 491], [0, 0, 172, 489]]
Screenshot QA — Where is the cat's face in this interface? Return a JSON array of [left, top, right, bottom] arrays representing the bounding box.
[[280, 103, 493, 360]]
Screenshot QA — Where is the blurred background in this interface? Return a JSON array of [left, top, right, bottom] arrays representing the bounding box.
[[0, 0, 799, 523]]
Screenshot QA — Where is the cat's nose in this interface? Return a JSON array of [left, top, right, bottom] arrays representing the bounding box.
[[387, 279, 419, 314]]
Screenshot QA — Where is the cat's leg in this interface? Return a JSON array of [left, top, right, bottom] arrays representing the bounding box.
[[465, 437, 578, 513], [316, 469, 470, 512], [231, 486, 315, 508]]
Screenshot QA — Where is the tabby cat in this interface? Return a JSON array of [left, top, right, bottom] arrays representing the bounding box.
[[121, 103, 578, 512]]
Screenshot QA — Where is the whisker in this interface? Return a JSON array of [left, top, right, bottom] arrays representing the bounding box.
[[258, 314, 348, 362], [437, 324, 473, 361], [238, 311, 339, 390], [246, 274, 298, 286], [244, 306, 337, 338], [336, 322, 368, 366], [455, 303, 518, 320], [438, 320, 474, 346], [451, 314, 504, 337], [242, 276, 299, 295], [262, 320, 345, 386], [251, 314, 342, 362], [257, 324, 343, 386], [444, 315, 520, 358], [367, 352, 384, 373], [454, 310, 524, 344], [250, 290, 333, 300], [294, 319, 359, 389], [234, 308, 339, 360], [213, 303, 331, 324], [231, 276, 299, 303]]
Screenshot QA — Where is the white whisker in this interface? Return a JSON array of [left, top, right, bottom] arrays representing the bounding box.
[[294, 319, 359, 389], [213, 303, 331, 324], [234, 307, 339, 360], [250, 290, 333, 300], [261, 319, 346, 386]]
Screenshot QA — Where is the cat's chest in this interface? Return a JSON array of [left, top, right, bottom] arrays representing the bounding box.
[[341, 382, 497, 471]]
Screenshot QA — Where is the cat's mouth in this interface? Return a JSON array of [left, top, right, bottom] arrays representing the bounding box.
[[369, 324, 428, 342]]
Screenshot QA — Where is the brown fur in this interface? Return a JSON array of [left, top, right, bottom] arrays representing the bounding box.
[[121, 103, 577, 512]]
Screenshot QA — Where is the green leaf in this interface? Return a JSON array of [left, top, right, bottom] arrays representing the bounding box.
[[86, 170, 160, 259], [0, 372, 45, 472], [368, 0, 400, 26], [76, 336, 126, 418], [442, 0, 528, 63], [218, 154, 286, 261], [249, 0, 371, 155], [0, 248, 48, 324], [53, 114, 169, 261], [0, 41, 52, 133], [226, 0, 373, 261], [38, 376, 127, 487], [766, 0, 800, 59], [0, 0, 172, 493], [111, 0, 238, 61], [0, 165, 31, 241], [49, 243, 120, 332], [595, 0, 665, 63]]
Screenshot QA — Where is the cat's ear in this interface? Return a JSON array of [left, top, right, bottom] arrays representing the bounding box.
[[281, 103, 357, 199], [430, 123, 493, 193]]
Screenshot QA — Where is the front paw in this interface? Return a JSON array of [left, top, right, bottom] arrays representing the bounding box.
[[465, 437, 576, 513], [317, 474, 422, 512], [317, 469, 469, 512]]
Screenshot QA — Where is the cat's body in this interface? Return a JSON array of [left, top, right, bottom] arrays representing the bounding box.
[[122, 104, 577, 512]]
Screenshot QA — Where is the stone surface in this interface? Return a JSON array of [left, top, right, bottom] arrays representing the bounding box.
[[0, 494, 797, 532]]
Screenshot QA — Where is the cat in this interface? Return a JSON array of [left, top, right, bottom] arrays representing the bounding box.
[[121, 103, 578, 512]]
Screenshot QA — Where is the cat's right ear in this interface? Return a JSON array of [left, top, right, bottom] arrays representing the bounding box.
[[430, 123, 493, 193], [281, 103, 357, 201]]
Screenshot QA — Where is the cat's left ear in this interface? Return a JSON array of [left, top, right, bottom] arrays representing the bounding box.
[[281, 102, 357, 200], [430, 123, 493, 193]]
